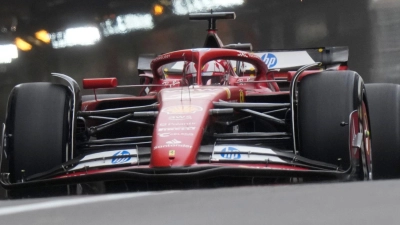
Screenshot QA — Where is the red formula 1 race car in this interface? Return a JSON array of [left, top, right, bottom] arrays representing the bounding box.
[[1, 12, 400, 195]]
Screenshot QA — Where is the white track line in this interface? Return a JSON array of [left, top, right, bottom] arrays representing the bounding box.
[[0, 191, 176, 216]]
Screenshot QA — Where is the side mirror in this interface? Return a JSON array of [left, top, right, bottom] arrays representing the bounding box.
[[82, 78, 117, 89]]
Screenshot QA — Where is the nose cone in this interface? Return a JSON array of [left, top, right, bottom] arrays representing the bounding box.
[[149, 86, 235, 167]]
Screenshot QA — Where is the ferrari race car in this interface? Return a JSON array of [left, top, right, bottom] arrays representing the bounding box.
[[1, 12, 400, 195]]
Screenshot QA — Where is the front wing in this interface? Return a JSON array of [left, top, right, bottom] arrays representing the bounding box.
[[0, 144, 351, 189]]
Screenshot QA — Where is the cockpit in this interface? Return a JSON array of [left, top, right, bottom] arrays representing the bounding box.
[[155, 58, 258, 86]]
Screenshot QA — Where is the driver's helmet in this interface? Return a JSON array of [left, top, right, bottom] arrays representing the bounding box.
[[201, 60, 229, 85]]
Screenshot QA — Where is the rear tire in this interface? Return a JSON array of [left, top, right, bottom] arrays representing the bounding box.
[[298, 71, 369, 177], [6, 83, 71, 182], [365, 83, 400, 179]]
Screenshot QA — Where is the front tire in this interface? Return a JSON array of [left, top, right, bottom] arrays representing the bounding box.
[[297, 71, 370, 179], [5, 83, 71, 182]]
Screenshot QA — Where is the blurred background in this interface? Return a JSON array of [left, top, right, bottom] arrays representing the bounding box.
[[0, 0, 399, 124]]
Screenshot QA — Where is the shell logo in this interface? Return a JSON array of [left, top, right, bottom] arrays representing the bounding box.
[[162, 105, 203, 114]]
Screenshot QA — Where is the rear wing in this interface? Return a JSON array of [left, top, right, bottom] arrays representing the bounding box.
[[253, 46, 348, 71], [137, 46, 348, 74]]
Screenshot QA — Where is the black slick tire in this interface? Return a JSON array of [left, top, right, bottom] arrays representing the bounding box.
[[365, 83, 400, 179], [6, 83, 70, 182], [297, 71, 365, 171]]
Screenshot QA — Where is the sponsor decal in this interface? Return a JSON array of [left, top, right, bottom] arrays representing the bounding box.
[[239, 89, 245, 102], [69, 149, 137, 171], [162, 80, 180, 86], [221, 147, 241, 159], [159, 122, 196, 126], [212, 145, 286, 163], [162, 105, 203, 114], [237, 52, 248, 58], [166, 139, 181, 144], [236, 77, 253, 86], [261, 53, 277, 68], [237, 77, 253, 82], [111, 150, 132, 164], [237, 78, 246, 86], [255, 51, 315, 69], [78, 149, 137, 162], [168, 115, 192, 120], [154, 144, 192, 149], [153, 54, 170, 61], [168, 150, 176, 158], [158, 132, 194, 137], [158, 127, 196, 131]]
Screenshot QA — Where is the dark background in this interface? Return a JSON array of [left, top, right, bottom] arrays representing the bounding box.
[[0, 0, 399, 124]]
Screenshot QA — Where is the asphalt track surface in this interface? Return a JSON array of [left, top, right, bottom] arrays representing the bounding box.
[[0, 180, 398, 225]]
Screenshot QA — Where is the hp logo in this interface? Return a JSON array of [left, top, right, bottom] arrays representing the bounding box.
[[261, 53, 277, 68], [111, 150, 131, 164], [221, 147, 241, 159]]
